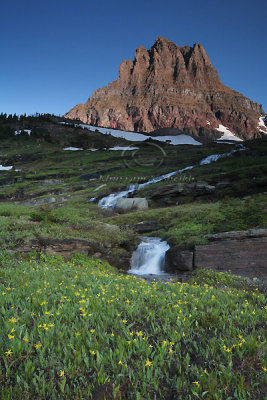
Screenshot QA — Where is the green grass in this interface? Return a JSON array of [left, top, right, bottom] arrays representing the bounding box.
[[106, 194, 267, 248], [0, 251, 266, 399]]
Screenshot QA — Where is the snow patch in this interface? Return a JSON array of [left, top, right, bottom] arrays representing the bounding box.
[[60, 122, 202, 146], [216, 124, 243, 142], [63, 147, 83, 151], [15, 129, 31, 136], [154, 135, 202, 146], [258, 117, 267, 133], [108, 146, 139, 151], [0, 165, 13, 171]]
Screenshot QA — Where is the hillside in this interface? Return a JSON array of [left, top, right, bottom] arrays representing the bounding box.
[[0, 114, 266, 399]]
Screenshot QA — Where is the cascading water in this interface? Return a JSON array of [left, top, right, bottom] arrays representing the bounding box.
[[97, 148, 245, 209], [129, 237, 170, 275]]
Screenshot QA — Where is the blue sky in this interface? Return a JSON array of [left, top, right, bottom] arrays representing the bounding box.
[[1, 0, 267, 116]]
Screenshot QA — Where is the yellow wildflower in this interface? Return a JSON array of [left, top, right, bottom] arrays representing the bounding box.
[[8, 318, 18, 323], [59, 370, 65, 377], [5, 349, 13, 356], [192, 381, 200, 387], [145, 359, 152, 367]]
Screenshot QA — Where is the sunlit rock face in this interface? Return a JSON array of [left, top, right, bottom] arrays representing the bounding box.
[[65, 37, 265, 141]]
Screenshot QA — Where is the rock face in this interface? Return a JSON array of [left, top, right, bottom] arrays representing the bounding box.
[[194, 238, 267, 278], [65, 37, 265, 140], [150, 181, 216, 205], [166, 229, 267, 279]]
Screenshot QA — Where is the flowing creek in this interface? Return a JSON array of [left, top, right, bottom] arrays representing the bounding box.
[[129, 237, 170, 275], [97, 147, 244, 209], [97, 146, 245, 278]]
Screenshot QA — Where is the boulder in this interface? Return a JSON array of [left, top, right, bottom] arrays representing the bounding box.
[[115, 198, 148, 211], [123, 220, 159, 233], [165, 249, 194, 272]]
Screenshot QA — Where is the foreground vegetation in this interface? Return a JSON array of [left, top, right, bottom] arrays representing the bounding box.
[[0, 116, 267, 398], [0, 252, 266, 399]]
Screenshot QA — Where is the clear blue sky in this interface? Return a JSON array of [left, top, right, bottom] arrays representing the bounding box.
[[1, 0, 267, 116]]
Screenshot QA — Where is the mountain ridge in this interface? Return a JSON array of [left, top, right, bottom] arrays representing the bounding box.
[[64, 37, 265, 140]]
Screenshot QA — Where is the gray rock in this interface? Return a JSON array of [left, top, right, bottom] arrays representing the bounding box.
[[165, 249, 194, 272], [126, 220, 159, 233], [194, 237, 267, 278], [206, 229, 267, 241], [150, 181, 216, 205], [115, 198, 148, 211], [19, 197, 56, 206], [40, 179, 62, 186], [215, 181, 231, 189]]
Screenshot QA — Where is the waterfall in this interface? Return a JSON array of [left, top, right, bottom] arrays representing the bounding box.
[[129, 237, 170, 275]]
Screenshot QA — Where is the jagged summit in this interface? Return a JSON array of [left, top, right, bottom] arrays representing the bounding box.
[[64, 37, 264, 140]]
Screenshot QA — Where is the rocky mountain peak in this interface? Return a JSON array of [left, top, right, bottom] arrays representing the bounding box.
[[65, 37, 264, 140]]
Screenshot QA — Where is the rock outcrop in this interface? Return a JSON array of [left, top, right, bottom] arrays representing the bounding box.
[[166, 229, 267, 278], [65, 37, 265, 140], [150, 181, 216, 205], [115, 197, 148, 211]]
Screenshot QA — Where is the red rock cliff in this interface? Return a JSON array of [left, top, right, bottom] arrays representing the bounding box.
[[64, 37, 265, 140]]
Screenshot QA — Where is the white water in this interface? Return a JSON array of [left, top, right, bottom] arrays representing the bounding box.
[[97, 148, 243, 209], [129, 237, 170, 275]]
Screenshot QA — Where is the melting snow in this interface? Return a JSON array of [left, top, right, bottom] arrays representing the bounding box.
[[15, 129, 31, 136], [0, 165, 13, 171], [108, 146, 139, 151], [258, 117, 267, 133], [98, 148, 245, 209], [154, 135, 202, 145], [63, 147, 83, 151], [216, 124, 243, 142], [59, 122, 202, 146]]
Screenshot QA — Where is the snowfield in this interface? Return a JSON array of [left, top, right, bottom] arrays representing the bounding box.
[[216, 124, 243, 142], [258, 116, 267, 133], [59, 122, 202, 146]]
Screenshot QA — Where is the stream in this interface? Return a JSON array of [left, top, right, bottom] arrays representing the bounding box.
[[129, 237, 170, 275], [97, 146, 245, 278], [98, 147, 243, 209]]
